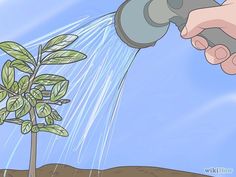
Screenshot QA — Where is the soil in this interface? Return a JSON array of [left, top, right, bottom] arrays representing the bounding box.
[[0, 164, 212, 177]]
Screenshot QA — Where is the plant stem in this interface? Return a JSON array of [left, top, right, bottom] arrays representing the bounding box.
[[0, 84, 16, 96], [37, 99, 70, 106], [28, 45, 42, 177], [28, 109, 37, 177], [28, 45, 42, 90]]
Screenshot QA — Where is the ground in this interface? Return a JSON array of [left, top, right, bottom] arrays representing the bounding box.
[[0, 164, 213, 177]]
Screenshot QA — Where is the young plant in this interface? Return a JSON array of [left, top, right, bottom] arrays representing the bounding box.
[[0, 34, 86, 177]]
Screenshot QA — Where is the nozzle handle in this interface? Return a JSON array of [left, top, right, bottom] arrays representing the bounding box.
[[168, 0, 236, 54]]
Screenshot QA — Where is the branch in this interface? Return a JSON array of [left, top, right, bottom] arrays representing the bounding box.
[[37, 99, 70, 106], [0, 84, 16, 96], [5, 118, 23, 125]]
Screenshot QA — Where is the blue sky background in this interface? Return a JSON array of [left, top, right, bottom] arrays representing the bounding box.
[[0, 0, 236, 177]]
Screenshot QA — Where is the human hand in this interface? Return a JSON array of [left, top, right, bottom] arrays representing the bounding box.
[[181, 0, 236, 74]]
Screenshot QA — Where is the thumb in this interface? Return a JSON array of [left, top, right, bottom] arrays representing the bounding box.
[[181, 6, 224, 39]]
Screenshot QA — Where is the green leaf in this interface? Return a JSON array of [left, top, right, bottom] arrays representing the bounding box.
[[42, 50, 86, 65], [7, 95, 24, 111], [0, 41, 36, 65], [21, 121, 32, 134], [34, 85, 45, 91], [11, 60, 33, 74], [16, 98, 31, 118], [33, 74, 66, 86], [50, 109, 62, 121], [30, 89, 43, 100], [32, 125, 39, 133], [39, 124, 68, 137], [50, 81, 69, 102], [10, 82, 19, 93], [45, 116, 54, 125], [37, 123, 46, 128], [2, 60, 15, 89], [25, 93, 36, 107], [32, 123, 46, 133], [36, 103, 51, 118], [0, 108, 9, 125], [18, 76, 30, 94], [0, 89, 7, 102], [42, 34, 78, 52]]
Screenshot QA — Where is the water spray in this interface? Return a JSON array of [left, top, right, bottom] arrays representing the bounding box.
[[115, 0, 236, 53]]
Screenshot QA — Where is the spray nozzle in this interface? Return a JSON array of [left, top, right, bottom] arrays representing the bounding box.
[[115, 0, 171, 49], [115, 0, 236, 53]]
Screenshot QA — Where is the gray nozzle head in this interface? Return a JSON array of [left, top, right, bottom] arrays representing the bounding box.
[[115, 0, 170, 49]]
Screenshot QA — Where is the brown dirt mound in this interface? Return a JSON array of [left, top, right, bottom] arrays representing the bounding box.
[[0, 164, 212, 177]]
